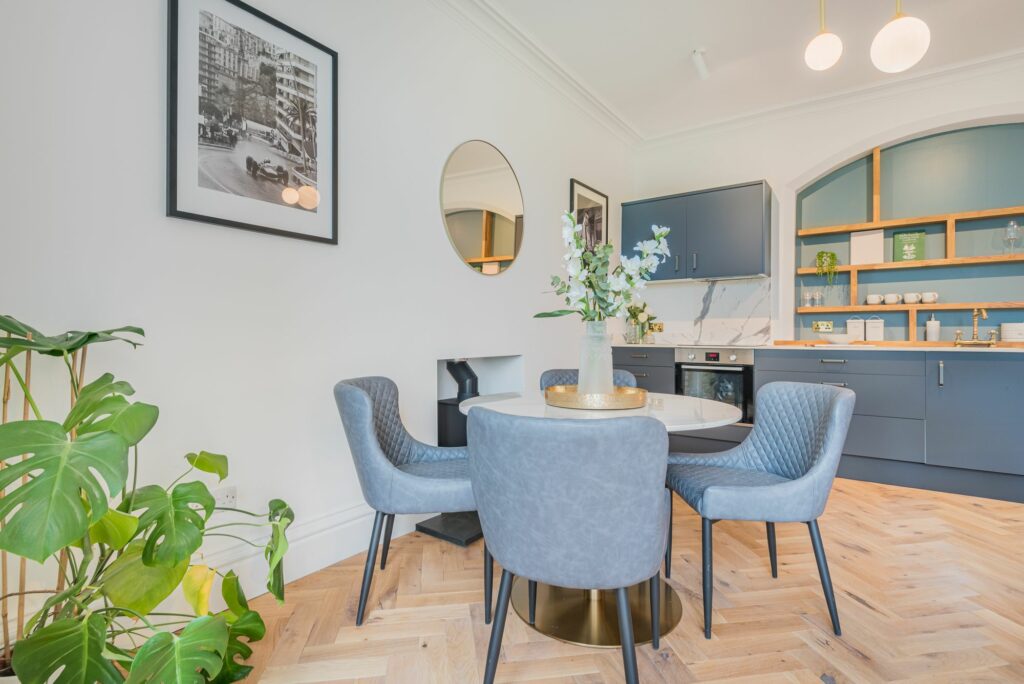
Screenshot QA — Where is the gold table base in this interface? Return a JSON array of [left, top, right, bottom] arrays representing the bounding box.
[[509, 577, 682, 648]]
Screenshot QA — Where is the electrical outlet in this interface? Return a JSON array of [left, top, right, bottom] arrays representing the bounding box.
[[214, 486, 237, 508], [812, 320, 834, 333]]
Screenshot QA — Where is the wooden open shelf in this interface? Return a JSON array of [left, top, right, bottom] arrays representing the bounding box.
[[773, 339, 1024, 349], [796, 253, 1024, 276], [797, 204, 1024, 238], [797, 301, 1024, 314]]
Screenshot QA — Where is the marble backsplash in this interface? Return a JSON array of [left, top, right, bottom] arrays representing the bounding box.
[[626, 277, 772, 346]]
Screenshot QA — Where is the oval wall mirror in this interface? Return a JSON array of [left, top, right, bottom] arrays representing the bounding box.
[[440, 140, 524, 275]]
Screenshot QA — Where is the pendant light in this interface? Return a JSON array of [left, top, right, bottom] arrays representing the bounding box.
[[804, 0, 843, 71], [871, 0, 930, 73]]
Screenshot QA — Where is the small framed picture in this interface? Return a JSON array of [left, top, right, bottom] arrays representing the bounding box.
[[893, 230, 926, 261], [569, 179, 609, 252], [168, 0, 338, 244]]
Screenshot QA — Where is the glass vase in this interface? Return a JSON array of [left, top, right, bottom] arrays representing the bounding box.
[[578, 320, 614, 395]]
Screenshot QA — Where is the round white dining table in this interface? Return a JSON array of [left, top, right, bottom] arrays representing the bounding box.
[[458, 390, 743, 648], [459, 390, 742, 431]]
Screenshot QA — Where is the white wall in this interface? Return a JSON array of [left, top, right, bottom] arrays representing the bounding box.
[[0, 0, 631, 596], [629, 53, 1024, 341]]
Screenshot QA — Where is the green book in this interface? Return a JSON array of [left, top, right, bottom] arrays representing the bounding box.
[[893, 230, 926, 261]]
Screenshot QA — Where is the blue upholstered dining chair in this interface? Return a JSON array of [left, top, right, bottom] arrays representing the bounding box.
[[666, 381, 855, 638], [539, 367, 637, 390], [468, 408, 669, 684], [333, 377, 477, 626]]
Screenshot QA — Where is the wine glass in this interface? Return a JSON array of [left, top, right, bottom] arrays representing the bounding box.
[[1005, 220, 1021, 254]]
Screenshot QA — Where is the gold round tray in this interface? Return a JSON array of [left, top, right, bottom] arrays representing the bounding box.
[[544, 385, 648, 410]]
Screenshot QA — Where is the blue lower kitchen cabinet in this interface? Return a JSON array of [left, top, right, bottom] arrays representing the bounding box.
[[924, 352, 1024, 476]]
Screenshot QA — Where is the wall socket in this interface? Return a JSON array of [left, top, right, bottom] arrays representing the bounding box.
[[213, 486, 237, 508], [812, 320, 834, 332]]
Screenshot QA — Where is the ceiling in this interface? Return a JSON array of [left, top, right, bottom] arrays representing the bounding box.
[[484, 0, 1024, 140]]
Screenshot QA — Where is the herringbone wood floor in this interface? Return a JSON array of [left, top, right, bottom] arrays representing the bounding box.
[[248, 479, 1024, 683]]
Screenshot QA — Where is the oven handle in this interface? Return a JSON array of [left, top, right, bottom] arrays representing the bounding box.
[[677, 364, 747, 372]]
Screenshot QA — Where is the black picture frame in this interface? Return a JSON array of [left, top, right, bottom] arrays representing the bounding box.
[[167, 0, 338, 244], [569, 178, 609, 251]]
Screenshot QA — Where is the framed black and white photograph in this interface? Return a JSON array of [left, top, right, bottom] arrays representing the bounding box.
[[168, 0, 338, 244], [569, 179, 608, 252]]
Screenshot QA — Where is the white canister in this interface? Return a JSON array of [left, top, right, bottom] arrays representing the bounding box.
[[865, 316, 885, 342], [846, 317, 865, 342], [1001, 322, 1024, 341], [925, 314, 941, 342]]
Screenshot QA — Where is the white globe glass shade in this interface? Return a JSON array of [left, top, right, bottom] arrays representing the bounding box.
[[297, 185, 320, 210], [870, 15, 930, 73], [804, 32, 843, 71], [281, 187, 300, 205]]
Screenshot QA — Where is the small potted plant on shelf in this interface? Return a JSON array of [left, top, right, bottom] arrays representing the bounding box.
[[625, 302, 657, 344], [815, 250, 839, 285], [0, 315, 291, 683]]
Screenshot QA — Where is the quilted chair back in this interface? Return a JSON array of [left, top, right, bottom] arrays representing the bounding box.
[[744, 382, 855, 481], [468, 408, 668, 590], [539, 368, 637, 390]]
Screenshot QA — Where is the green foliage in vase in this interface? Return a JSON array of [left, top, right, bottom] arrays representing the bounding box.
[[0, 315, 292, 683]]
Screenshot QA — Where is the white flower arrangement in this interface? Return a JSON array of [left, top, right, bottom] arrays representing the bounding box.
[[536, 212, 671, 321]]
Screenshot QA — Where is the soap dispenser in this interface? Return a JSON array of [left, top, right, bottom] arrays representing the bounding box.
[[925, 314, 941, 342]]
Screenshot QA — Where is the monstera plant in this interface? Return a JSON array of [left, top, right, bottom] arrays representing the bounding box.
[[0, 316, 291, 683]]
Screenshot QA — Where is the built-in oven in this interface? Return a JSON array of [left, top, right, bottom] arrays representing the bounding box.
[[675, 347, 755, 424]]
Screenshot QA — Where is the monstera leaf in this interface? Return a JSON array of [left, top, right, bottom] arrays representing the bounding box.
[[12, 614, 122, 684], [265, 499, 293, 601], [219, 571, 249, 619], [183, 565, 217, 616], [65, 374, 158, 447], [212, 610, 266, 684], [81, 508, 139, 551], [101, 540, 188, 615], [129, 481, 214, 566], [126, 615, 228, 684], [186, 451, 228, 482], [0, 421, 128, 562], [0, 315, 143, 366]]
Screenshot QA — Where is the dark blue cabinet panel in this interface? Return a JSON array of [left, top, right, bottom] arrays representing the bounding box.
[[621, 197, 685, 281], [686, 182, 770, 279], [925, 353, 1024, 476]]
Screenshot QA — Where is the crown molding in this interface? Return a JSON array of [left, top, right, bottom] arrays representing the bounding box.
[[431, 0, 643, 144], [639, 48, 1024, 149]]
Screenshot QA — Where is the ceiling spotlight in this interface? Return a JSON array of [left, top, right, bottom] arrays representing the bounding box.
[[804, 0, 843, 71], [871, 0, 930, 73], [691, 49, 709, 80]]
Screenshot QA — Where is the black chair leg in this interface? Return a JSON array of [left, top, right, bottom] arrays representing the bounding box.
[[615, 586, 640, 684], [808, 519, 842, 636], [665, 490, 673, 579], [702, 517, 713, 639], [649, 573, 660, 650], [356, 511, 385, 626], [528, 580, 537, 625], [766, 521, 778, 578], [483, 569, 514, 684], [483, 543, 493, 624], [380, 514, 395, 570]]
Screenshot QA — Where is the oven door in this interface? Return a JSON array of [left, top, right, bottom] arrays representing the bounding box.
[[676, 364, 753, 423]]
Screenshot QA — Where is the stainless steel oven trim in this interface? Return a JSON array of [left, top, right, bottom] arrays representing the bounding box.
[[677, 365, 746, 372]]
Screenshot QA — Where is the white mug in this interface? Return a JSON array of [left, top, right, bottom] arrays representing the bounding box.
[[884, 293, 902, 305], [921, 291, 939, 303], [866, 294, 883, 305], [904, 292, 922, 304]]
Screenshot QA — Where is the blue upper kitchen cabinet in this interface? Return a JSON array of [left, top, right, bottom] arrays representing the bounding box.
[[686, 181, 771, 279], [925, 352, 1024, 476], [621, 195, 686, 281], [621, 181, 771, 282]]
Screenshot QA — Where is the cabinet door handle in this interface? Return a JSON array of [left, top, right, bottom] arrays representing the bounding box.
[[821, 381, 848, 387], [634, 372, 649, 378], [819, 359, 847, 364], [938, 360, 944, 387], [674, 255, 679, 272], [692, 253, 698, 270], [630, 353, 648, 359]]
